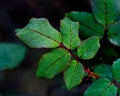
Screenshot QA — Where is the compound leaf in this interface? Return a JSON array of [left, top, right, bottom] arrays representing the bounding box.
[[112, 58, 120, 80], [90, 0, 117, 25], [66, 11, 104, 38], [36, 48, 71, 79], [0, 43, 26, 71], [84, 78, 117, 96], [64, 60, 84, 89], [107, 22, 120, 46], [60, 17, 81, 50], [77, 36, 100, 59], [16, 18, 62, 48], [94, 64, 113, 80]]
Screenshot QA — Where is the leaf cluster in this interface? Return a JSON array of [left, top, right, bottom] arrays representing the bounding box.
[[15, 0, 120, 95]]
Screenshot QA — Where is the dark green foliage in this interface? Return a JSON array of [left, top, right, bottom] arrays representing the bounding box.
[[108, 22, 120, 46], [67, 0, 120, 46], [66, 12, 104, 38], [0, 43, 26, 70], [15, 0, 120, 95], [94, 64, 113, 80], [112, 58, 120, 80], [84, 78, 117, 96], [90, 0, 117, 25]]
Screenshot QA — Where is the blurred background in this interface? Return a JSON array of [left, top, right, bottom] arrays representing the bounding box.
[[0, 0, 92, 96]]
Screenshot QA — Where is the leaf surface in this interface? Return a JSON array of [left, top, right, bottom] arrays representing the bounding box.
[[107, 22, 120, 46], [94, 64, 113, 80], [66, 12, 104, 38], [90, 0, 117, 25], [36, 48, 71, 79], [16, 18, 62, 48], [77, 36, 100, 59], [112, 58, 120, 79], [64, 60, 84, 89], [60, 17, 81, 50], [0, 43, 26, 70], [84, 78, 117, 96]]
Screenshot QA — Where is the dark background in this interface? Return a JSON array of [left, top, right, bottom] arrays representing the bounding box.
[[0, 0, 91, 96]]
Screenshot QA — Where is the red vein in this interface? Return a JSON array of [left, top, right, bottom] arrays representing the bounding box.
[[59, 43, 79, 62], [112, 80, 120, 88], [29, 28, 61, 44], [100, 82, 112, 96], [43, 51, 69, 73], [69, 62, 77, 86]]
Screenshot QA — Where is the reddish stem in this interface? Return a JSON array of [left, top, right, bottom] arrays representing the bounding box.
[[59, 43, 79, 62], [59, 43, 100, 79], [84, 68, 100, 79], [112, 80, 120, 88]]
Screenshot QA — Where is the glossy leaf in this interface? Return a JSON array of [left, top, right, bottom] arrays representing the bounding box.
[[94, 64, 113, 80], [64, 60, 84, 89], [36, 48, 71, 79], [77, 36, 100, 59], [16, 18, 62, 48], [84, 78, 117, 96], [112, 58, 120, 79], [66, 11, 104, 38], [90, 0, 117, 25], [0, 43, 26, 71], [107, 22, 120, 46], [60, 17, 81, 50]]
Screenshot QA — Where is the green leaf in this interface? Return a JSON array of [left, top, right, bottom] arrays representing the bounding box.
[[114, 0, 120, 20], [107, 22, 120, 46], [36, 48, 71, 79], [0, 43, 26, 70], [16, 18, 62, 48], [94, 64, 113, 80], [112, 58, 120, 80], [90, 0, 117, 25], [66, 11, 104, 38], [84, 78, 117, 96], [60, 17, 81, 50], [77, 36, 100, 59], [64, 60, 84, 89]]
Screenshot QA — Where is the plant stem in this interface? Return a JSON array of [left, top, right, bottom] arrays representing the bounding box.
[[84, 68, 100, 79], [59, 43, 100, 79], [59, 43, 79, 62], [112, 80, 120, 88]]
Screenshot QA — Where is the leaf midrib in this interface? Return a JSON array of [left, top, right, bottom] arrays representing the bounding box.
[[100, 82, 112, 96], [42, 51, 70, 73], [78, 40, 92, 59], [69, 63, 77, 87], [68, 19, 72, 49], [29, 28, 61, 44], [79, 22, 103, 35]]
